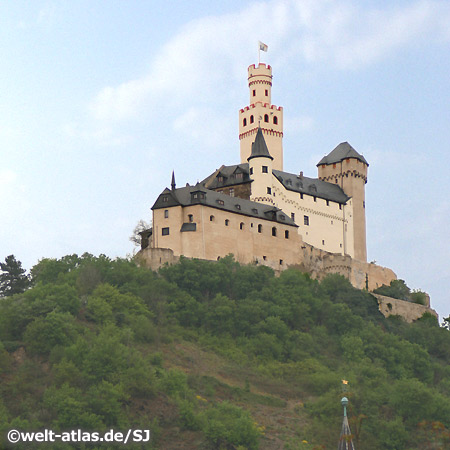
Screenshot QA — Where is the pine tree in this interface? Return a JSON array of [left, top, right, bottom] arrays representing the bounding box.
[[0, 255, 30, 297]]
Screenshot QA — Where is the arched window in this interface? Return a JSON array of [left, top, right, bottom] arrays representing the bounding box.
[[272, 227, 277, 237], [264, 114, 269, 123], [265, 89, 268, 96], [225, 219, 229, 226], [210, 215, 215, 222], [258, 224, 262, 233], [240, 222, 244, 230], [250, 115, 254, 124], [285, 230, 289, 239], [243, 118, 247, 127], [273, 116, 278, 125]]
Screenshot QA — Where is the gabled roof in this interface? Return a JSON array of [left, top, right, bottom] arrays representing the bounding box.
[[248, 127, 273, 161], [152, 184, 297, 227], [317, 142, 368, 166], [273, 170, 349, 204], [200, 163, 251, 189]]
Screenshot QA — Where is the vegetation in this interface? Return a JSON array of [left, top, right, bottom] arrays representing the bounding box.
[[0, 253, 449, 449], [373, 279, 428, 305]]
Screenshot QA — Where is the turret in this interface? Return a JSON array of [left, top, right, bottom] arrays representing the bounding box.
[[317, 142, 368, 262], [239, 64, 283, 171], [248, 127, 274, 205]]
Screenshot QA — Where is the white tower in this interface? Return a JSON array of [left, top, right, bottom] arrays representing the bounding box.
[[239, 64, 283, 171]]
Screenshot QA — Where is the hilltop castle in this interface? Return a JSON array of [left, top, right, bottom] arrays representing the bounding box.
[[137, 62, 436, 321]]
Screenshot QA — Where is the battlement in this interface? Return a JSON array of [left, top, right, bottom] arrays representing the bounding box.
[[239, 103, 283, 113]]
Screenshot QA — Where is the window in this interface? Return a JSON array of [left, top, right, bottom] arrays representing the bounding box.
[[273, 116, 278, 125], [263, 255, 267, 261], [264, 114, 269, 123], [210, 215, 215, 222], [265, 89, 268, 96], [258, 224, 262, 233], [262, 166, 268, 173], [162, 195, 169, 203], [291, 213, 295, 221], [164, 209, 169, 218], [313, 196, 317, 202], [339, 204, 342, 210], [267, 187, 272, 194], [235, 172, 243, 180], [272, 227, 277, 237], [162, 227, 170, 236], [250, 167, 253, 175], [363, 201, 365, 208], [240, 222, 244, 230], [279, 259, 283, 265], [304, 215, 309, 226], [243, 118, 247, 127], [229, 188, 234, 197], [188, 214, 193, 223], [217, 199, 224, 205], [225, 219, 229, 226], [252, 208, 258, 214], [217, 176, 223, 183], [322, 240, 325, 245], [285, 230, 289, 239], [235, 204, 241, 210], [300, 193, 304, 199], [333, 163, 336, 168], [253, 89, 256, 96], [250, 115, 254, 124]]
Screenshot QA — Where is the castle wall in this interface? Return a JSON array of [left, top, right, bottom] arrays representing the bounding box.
[[151, 203, 301, 269], [374, 294, 438, 322]]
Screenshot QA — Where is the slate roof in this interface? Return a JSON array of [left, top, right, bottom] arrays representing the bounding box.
[[152, 185, 298, 227], [200, 164, 252, 189], [273, 170, 349, 204], [248, 127, 273, 161], [317, 142, 368, 166]]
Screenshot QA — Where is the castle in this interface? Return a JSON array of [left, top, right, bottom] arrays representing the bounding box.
[[138, 62, 436, 322]]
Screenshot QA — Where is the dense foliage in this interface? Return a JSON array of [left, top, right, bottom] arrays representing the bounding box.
[[0, 253, 449, 449]]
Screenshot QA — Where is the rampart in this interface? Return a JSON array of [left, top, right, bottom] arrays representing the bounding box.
[[374, 294, 437, 322]]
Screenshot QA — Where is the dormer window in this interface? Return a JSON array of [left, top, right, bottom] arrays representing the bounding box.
[[286, 179, 292, 186], [235, 204, 241, 210], [235, 172, 243, 180], [218, 176, 224, 183], [217, 199, 224, 206], [252, 208, 258, 214], [162, 195, 169, 203]]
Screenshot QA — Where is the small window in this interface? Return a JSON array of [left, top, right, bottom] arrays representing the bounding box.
[[267, 187, 272, 195], [363, 201, 365, 208], [210, 215, 215, 222], [265, 89, 268, 96], [236, 172, 243, 180], [339, 204, 342, 210], [250, 115, 254, 124], [285, 230, 289, 239], [304, 215, 309, 226], [240, 222, 244, 230], [326, 200, 329, 206], [225, 219, 229, 226], [279, 259, 283, 265], [286, 179, 292, 186], [272, 227, 277, 237], [291, 213, 295, 221], [162, 195, 169, 203], [322, 240, 325, 245], [264, 114, 269, 123], [313, 196, 317, 202], [250, 167, 253, 175], [263, 255, 267, 261], [252, 208, 258, 214], [333, 163, 336, 168], [229, 188, 234, 197], [217, 199, 224, 206], [273, 116, 278, 125], [235, 204, 241, 210], [217, 176, 223, 183], [243, 118, 247, 127], [262, 166, 268, 173], [258, 224, 262, 233], [164, 209, 169, 218], [188, 214, 193, 223], [300, 193, 304, 200], [162, 227, 170, 236], [253, 89, 256, 96]]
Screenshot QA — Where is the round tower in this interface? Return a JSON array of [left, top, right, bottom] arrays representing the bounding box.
[[239, 64, 283, 171], [317, 142, 368, 262]]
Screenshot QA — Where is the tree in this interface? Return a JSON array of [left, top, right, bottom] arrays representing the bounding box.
[[0, 255, 30, 297], [129, 219, 151, 248]]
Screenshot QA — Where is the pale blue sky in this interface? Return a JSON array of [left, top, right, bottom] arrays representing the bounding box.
[[1, 0, 449, 319]]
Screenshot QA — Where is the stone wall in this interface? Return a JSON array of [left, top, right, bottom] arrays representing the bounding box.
[[374, 294, 438, 322]]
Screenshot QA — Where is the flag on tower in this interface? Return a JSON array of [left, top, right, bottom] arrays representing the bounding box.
[[259, 41, 268, 52]]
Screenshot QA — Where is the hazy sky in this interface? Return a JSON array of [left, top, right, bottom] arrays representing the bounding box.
[[1, 0, 449, 320]]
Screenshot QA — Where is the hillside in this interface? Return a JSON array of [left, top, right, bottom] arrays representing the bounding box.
[[1, 254, 449, 449]]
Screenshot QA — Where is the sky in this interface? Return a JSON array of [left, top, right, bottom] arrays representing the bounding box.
[[1, 0, 449, 320]]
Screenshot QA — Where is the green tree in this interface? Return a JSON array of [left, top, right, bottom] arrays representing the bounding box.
[[0, 255, 30, 297]]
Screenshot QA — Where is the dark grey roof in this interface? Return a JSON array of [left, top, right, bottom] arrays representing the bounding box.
[[181, 223, 196, 232], [338, 416, 355, 450], [248, 127, 273, 161], [152, 185, 297, 227], [273, 170, 349, 204], [317, 142, 368, 166], [200, 164, 251, 189]]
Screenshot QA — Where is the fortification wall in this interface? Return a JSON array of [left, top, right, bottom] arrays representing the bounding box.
[[136, 247, 179, 271], [374, 294, 438, 322]]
